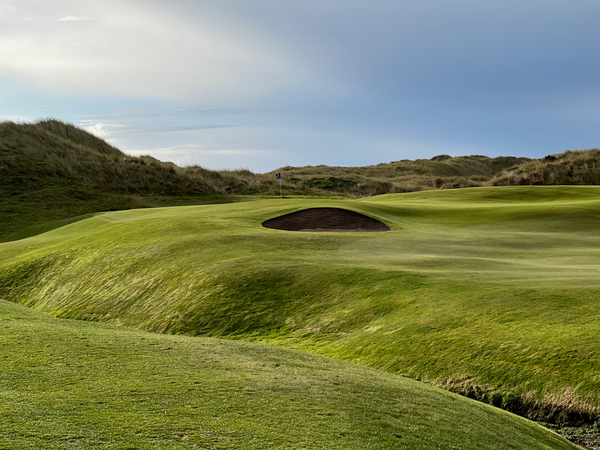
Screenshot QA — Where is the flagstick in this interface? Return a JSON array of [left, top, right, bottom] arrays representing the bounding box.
[[279, 176, 282, 199]]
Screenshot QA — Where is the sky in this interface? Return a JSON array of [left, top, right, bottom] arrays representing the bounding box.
[[1, 0, 600, 172]]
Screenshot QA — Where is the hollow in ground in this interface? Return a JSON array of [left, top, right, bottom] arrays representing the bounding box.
[[262, 208, 391, 232]]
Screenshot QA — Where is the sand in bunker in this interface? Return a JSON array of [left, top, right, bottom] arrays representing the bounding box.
[[262, 208, 391, 232]]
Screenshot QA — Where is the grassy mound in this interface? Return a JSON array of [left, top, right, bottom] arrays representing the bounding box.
[[277, 154, 530, 195], [0, 120, 271, 241], [0, 299, 576, 449], [4, 119, 600, 246], [492, 149, 600, 186], [0, 119, 534, 242], [2, 186, 600, 425]]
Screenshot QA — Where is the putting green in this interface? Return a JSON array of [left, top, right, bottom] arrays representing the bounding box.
[[1, 186, 599, 422]]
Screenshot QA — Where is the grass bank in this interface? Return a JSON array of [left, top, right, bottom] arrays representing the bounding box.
[[1, 186, 599, 425], [0, 119, 532, 242], [0, 299, 576, 449]]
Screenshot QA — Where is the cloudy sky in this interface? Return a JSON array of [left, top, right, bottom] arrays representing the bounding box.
[[1, 0, 600, 172]]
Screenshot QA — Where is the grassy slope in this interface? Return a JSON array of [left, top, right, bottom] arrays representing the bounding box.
[[274, 154, 530, 194], [5, 119, 600, 247], [1, 186, 600, 424], [0, 120, 533, 242], [0, 188, 242, 244], [0, 120, 267, 241], [0, 299, 576, 450], [492, 149, 600, 186]]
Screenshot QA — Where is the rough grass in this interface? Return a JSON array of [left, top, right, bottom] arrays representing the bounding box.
[[1, 186, 600, 426], [4, 119, 600, 246], [0, 119, 532, 242], [0, 299, 577, 449], [276, 154, 530, 195], [491, 149, 600, 186], [0, 120, 292, 240]]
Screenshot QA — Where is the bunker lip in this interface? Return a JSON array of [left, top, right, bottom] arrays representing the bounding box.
[[262, 207, 391, 232]]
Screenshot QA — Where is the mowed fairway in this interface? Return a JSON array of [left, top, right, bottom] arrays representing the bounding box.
[[1, 186, 600, 422], [0, 300, 576, 449]]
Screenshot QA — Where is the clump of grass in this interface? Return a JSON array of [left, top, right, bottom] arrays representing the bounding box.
[[433, 379, 598, 426]]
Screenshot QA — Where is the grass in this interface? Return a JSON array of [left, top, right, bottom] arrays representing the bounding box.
[[4, 119, 600, 246], [1, 185, 600, 426], [0, 299, 577, 449], [275, 153, 530, 195], [0, 183, 244, 244], [0, 119, 293, 240], [492, 149, 600, 186]]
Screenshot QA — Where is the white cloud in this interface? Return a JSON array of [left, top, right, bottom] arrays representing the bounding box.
[[83, 123, 110, 139], [128, 144, 268, 157], [57, 15, 91, 21], [126, 144, 273, 169], [0, 6, 17, 14], [0, 0, 318, 102], [77, 118, 231, 142]]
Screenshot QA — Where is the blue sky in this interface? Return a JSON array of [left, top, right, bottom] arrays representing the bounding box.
[[1, 0, 599, 172]]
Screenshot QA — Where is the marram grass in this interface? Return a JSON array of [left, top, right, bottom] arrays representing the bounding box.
[[1, 186, 600, 423]]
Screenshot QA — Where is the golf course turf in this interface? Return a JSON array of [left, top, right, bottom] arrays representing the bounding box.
[[0, 299, 577, 449], [1, 185, 599, 444]]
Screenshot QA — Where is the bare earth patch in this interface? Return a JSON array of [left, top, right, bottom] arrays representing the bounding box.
[[262, 208, 391, 232], [541, 423, 600, 450]]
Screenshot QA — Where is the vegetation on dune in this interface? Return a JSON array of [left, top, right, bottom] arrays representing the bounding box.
[[2, 118, 600, 243], [492, 149, 600, 186], [0, 119, 530, 203], [2, 186, 600, 431], [1, 119, 288, 197], [0, 120, 270, 241], [1, 299, 576, 450], [276, 154, 530, 196]]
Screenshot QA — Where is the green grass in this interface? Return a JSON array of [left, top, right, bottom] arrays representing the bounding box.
[[0, 299, 576, 449], [5, 119, 600, 246], [1, 186, 600, 424], [0, 119, 298, 241], [0, 183, 244, 244]]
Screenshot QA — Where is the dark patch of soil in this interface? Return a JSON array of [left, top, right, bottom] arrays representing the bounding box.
[[541, 423, 600, 450], [262, 208, 391, 232], [433, 378, 599, 428]]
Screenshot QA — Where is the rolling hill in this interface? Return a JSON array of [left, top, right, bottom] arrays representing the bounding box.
[[3, 120, 600, 446], [271, 153, 531, 195], [3, 119, 600, 246], [1, 186, 599, 430], [0, 118, 576, 243], [0, 120, 257, 242], [0, 299, 577, 449]]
